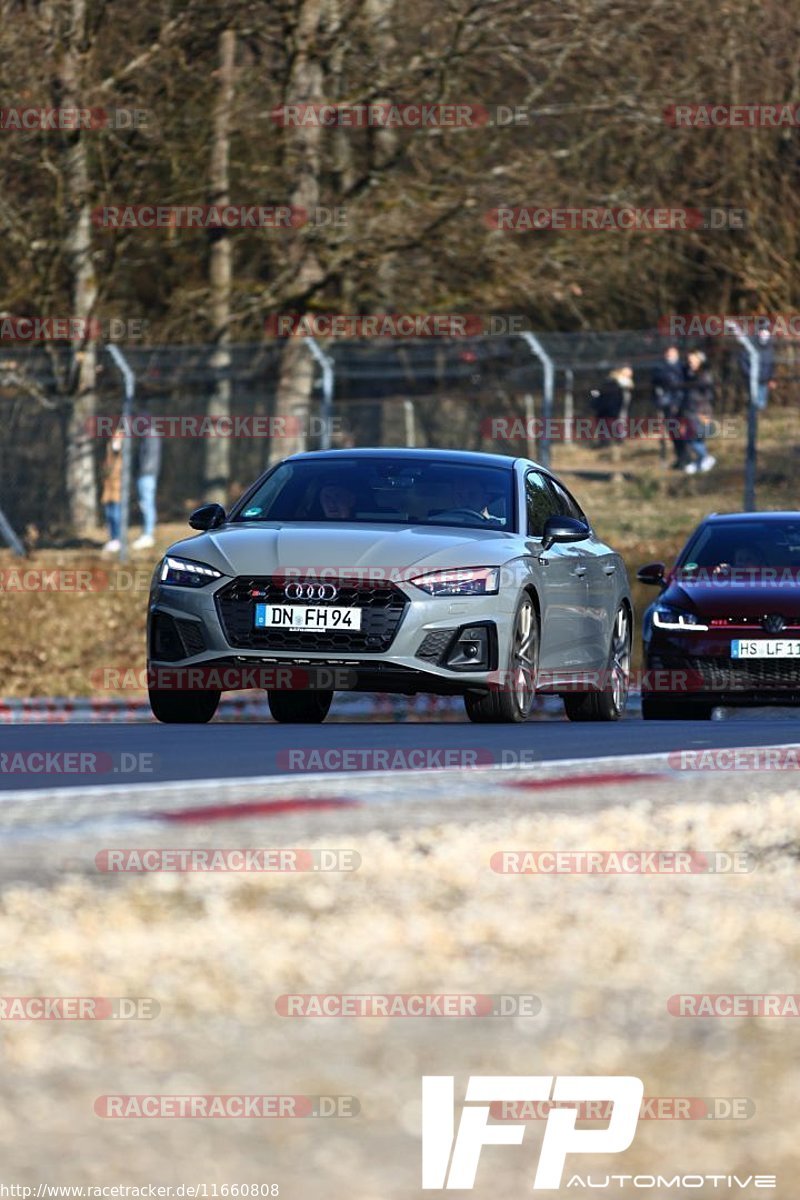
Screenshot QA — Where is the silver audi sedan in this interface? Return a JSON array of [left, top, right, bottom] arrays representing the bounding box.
[[147, 448, 632, 723]]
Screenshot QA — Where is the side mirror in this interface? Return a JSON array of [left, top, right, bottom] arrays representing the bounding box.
[[189, 503, 226, 531], [541, 515, 590, 552], [636, 561, 666, 586]]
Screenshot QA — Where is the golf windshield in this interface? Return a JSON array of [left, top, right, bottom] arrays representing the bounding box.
[[678, 521, 800, 574], [233, 458, 514, 531]]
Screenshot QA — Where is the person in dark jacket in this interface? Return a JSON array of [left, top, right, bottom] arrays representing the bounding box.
[[680, 350, 716, 474], [132, 407, 162, 550], [738, 328, 776, 410], [591, 365, 633, 450], [651, 345, 685, 466]]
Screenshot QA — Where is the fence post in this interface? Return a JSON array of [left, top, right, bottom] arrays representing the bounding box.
[[564, 367, 574, 443], [518, 332, 554, 468], [403, 397, 416, 447], [729, 327, 760, 511], [306, 336, 335, 450], [106, 344, 136, 564], [523, 392, 536, 461]]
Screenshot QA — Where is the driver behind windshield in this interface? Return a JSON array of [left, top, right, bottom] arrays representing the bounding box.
[[319, 483, 357, 519], [440, 477, 506, 522]]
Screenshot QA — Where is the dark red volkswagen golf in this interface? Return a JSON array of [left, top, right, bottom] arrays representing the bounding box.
[[638, 512, 800, 719]]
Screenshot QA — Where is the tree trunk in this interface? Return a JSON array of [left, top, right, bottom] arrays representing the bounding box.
[[270, 0, 328, 463], [58, 0, 99, 534], [364, 0, 397, 305], [364, 0, 397, 447], [204, 28, 236, 505]]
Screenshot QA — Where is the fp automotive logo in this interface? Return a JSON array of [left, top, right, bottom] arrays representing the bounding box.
[[422, 1075, 644, 1190]]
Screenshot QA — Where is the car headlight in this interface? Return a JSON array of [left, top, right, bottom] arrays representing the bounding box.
[[159, 555, 223, 587], [652, 603, 708, 631], [409, 567, 500, 596]]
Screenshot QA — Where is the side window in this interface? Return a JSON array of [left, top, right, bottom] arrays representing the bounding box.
[[547, 477, 588, 525], [525, 471, 559, 537]]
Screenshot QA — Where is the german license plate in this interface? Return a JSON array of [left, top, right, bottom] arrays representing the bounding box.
[[732, 639, 800, 658], [254, 603, 362, 631]]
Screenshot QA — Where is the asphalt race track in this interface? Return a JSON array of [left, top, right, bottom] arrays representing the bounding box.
[[2, 714, 800, 790]]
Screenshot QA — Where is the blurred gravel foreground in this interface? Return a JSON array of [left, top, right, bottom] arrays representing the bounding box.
[[0, 765, 798, 1195]]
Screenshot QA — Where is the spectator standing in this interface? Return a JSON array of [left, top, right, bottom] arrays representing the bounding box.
[[591, 365, 633, 463], [680, 349, 717, 475], [132, 408, 162, 550], [739, 328, 776, 410], [616, 364, 634, 425], [651, 344, 685, 466], [101, 433, 123, 553]]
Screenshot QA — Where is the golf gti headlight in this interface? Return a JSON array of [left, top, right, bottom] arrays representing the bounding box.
[[160, 555, 223, 587], [410, 567, 500, 596], [652, 603, 708, 631]]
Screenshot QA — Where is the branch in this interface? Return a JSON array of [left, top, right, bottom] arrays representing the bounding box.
[[95, 13, 189, 95]]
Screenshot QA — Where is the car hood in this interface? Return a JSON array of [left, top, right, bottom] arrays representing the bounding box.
[[663, 577, 800, 618], [167, 523, 519, 578]]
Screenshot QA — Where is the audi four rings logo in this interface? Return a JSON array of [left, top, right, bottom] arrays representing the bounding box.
[[284, 582, 339, 601]]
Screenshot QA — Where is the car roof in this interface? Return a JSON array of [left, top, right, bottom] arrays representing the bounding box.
[[703, 511, 800, 523], [284, 447, 525, 469]]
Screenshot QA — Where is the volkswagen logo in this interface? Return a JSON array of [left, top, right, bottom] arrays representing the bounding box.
[[284, 582, 338, 602], [762, 613, 786, 634]]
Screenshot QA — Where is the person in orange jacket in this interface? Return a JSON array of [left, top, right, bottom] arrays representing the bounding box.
[[101, 433, 123, 552]]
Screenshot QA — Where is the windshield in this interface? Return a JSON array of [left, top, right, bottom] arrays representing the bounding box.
[[233, 458, 515, 531], [677, 520, 800, 575]]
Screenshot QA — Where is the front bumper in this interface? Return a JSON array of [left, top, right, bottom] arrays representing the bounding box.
[[645, 630, 800, 705], [148, 575, 515, 696]]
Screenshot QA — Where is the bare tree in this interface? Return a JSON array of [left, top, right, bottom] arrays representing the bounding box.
[[204, 27, 237, 505], [269, 0, 330, 462], [51, 0, 100, 533]]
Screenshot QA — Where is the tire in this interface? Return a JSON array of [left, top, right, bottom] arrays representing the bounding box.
[[563, 604, 631, 722], [464, 593, 538, 724], [267, 688, 333, 724], [641, 695, 714, 720], [148, 687, 220, 724]]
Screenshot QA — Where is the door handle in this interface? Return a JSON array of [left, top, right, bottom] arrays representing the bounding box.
[[573, 566, 587, 577], [603, 564, 616, 575]]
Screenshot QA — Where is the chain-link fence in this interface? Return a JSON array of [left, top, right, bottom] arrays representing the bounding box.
[[1, 330, 798, 541]]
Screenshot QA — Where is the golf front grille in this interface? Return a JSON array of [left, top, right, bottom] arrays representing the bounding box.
[[215, 576, 409, 652], [658, 653, 800, 692]]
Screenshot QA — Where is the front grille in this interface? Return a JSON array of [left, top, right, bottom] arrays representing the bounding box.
[[706, 615, 800, 630], [215, 576, 409, 653], [416, 629, 456, 663], [657, 653, 800, 693]]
